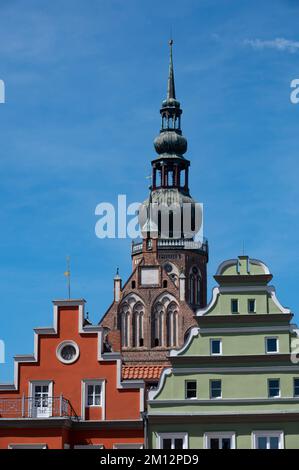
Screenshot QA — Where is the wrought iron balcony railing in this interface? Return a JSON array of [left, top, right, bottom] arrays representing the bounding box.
[[0, 396, 77, 419]]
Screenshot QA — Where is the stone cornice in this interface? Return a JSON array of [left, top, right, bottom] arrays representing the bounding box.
[[195, 314, 293, 325], [148, 412, 299, 425]]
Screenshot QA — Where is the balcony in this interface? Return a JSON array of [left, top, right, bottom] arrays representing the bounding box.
[[131, 238, 208, 255], [0, 396, 77, 419]]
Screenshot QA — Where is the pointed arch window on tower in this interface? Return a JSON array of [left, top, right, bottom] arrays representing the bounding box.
[[119, 297, 145, 349], [166, 302, 178, 347], [152, 302, 164, 347], [132, 302, 144, 348], [121, 304, 131, 348], [189, 266, 201, 306]]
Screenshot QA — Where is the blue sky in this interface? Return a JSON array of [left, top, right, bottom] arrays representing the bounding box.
[[0, 0, 299, 382]]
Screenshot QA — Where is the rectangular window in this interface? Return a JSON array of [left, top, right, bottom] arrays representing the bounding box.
[[82, 379, 106, 419], [210, 339, 222, 356], [248, 299, 256, 313], [204, 432, 235, 449], [294, 378, 299, 397], [265, 337, 278, 354], [231, 299, 239, 314], [185, 381, 197, 399], [252, 431, 284, 449], [268, 379, 280, 398], [157, 433, 188, 450], [210, 380, 222, 399], [87, 384, 102, 406]]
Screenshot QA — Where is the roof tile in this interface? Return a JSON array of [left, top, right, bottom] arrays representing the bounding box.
[[122, 365, 165, 380]]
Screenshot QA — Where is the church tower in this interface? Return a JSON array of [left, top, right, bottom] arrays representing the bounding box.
[[100, 42, 208, 366]]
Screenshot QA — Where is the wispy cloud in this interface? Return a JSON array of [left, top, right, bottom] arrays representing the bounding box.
[[244, 37, 299, 53]]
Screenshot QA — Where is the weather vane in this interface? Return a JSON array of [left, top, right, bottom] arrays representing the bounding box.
[[64, 256, 71, 299]]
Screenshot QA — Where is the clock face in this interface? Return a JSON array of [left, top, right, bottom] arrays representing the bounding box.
[[164, 263, 173, 273], [192, 266, 199, 275]]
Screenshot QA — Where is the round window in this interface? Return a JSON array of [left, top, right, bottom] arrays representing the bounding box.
[[56, 341, 79, 364], [164, 263, 173, 273]]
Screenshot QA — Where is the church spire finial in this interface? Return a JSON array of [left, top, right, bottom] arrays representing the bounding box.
[[167, 39, 176, 101], [153, 40, 187, 158]]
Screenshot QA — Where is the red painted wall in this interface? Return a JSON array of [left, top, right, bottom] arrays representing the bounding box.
[[0, 303, 144, 449]]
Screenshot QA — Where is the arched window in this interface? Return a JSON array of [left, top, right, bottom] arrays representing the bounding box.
[[189, 266, 201, 306], [152, 302, 164, 348], [166, 302, 178, 347], [132, 302, 144, 348], [120, 303, 130, 348], [151, 295, 179, 348], [196, 275, 201, 305], [119, 295, 145, 349]]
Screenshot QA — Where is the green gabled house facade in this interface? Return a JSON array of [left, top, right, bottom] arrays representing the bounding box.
[[147, 256, 299, 449]]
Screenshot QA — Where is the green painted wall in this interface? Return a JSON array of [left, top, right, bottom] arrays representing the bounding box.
[[204, 291, 282, 316], [148, 256, 299, 449], [149, 422, 299, 449], [151, 371, 299, 405], [182, 331, 290, 356]]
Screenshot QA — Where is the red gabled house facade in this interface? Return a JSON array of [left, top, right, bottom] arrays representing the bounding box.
[[0, 300, 144, 449]]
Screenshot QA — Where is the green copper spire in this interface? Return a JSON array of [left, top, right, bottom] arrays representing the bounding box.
[[154, 40, 187, 157], [167, 39, 176, 100]]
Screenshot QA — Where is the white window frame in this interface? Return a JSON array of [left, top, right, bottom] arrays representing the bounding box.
[[268, 378, 280, 398], [157, 432, 188, 450], [185, 380, 197, 399], [8, 444, 48, 449], [252, 431, 284, 449], [210, 379, 222, 399], [248, 298, 256, 313], [265, 336, 279, 354], [81, 379, 106, 420], [210, 338, 222, 356], [204, 432, 236, 449], [113, 444, 144, 449], [29, 380, 53, 418]]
